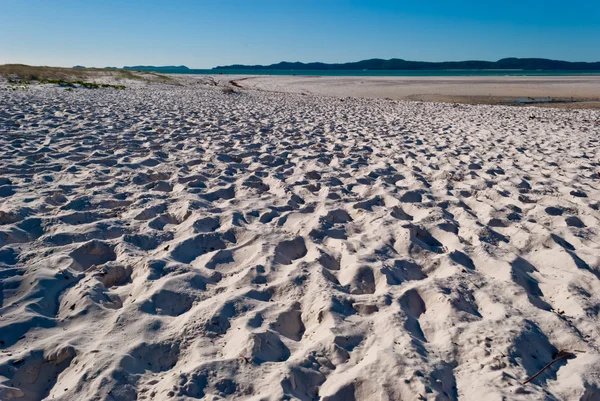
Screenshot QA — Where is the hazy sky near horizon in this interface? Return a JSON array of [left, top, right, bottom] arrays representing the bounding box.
[[1, 0, 599, 68]]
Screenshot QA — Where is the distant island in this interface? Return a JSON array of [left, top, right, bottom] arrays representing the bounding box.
[[91, 59, 600, 75], [214, 58, 600, 71], [122, 65, 190, 73]]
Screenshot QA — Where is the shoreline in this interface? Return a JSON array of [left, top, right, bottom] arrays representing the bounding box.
[[174, 69, 600, 77], [197, 74, 600, 109]]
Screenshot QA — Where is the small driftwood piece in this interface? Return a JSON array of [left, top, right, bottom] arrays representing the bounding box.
[[523, 350, 576, 385]]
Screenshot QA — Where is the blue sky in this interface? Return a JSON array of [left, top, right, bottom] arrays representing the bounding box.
[[1, 0, 599, 68]]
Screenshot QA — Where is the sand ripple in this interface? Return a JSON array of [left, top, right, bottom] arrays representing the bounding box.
[[0, 84, 599, 400]]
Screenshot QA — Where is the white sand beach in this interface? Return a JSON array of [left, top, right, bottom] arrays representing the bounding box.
[[233, 75, 600, 108], [1, 77, 599, 400]]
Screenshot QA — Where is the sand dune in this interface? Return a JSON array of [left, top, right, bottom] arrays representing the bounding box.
[[0, 81, 599, 400]]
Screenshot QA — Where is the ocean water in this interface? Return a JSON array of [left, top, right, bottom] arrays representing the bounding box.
[[182, 69, 600, 77]]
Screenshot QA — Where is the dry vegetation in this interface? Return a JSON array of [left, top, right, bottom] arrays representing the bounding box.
[[0, 64, 174, 84]]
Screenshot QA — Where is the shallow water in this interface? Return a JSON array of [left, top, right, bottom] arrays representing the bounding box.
[[183, 69, 600, 77]]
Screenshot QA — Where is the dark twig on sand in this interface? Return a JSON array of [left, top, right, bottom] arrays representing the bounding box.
[[229, 79, 243, 89], [522, 350, 576, 385]]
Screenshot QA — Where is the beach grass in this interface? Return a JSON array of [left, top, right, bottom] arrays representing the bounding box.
[[0, 64, 173, 84]]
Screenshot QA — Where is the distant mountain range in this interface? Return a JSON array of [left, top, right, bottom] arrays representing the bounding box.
[[102, 59, 600, 74], [214, 58, 600, 71]]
